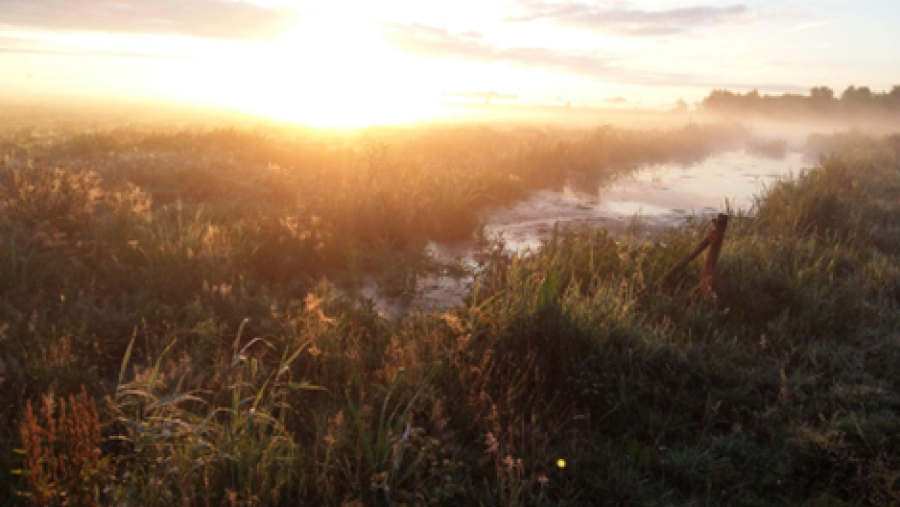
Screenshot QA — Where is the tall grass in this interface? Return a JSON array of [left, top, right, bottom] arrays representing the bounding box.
[[2, 126, 899, 505]]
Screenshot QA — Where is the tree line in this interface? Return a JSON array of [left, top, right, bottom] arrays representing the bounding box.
[[701, 85, 900, 118]]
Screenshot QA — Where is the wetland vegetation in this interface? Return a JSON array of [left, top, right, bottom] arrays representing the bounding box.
[[2, 119, 900, 506]]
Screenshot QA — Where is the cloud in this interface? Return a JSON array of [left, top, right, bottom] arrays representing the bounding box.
[[0, 47, 185, 59], [784, 19, 838, 33], [506, 1, 752, 36], [376, 22, 619, 79], [376, 22, 807, 94], [0, 35, 179, 59], [0, 0, 300, 40]]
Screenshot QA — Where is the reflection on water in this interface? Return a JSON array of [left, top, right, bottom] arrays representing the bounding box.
[[366, 148, 812, 314], [483, 149, 809, 252], [596, 149, 807, 215]]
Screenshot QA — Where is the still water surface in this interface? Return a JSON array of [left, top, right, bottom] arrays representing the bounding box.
[[364, 148, 812, 313], [483, 148, 809, 251]]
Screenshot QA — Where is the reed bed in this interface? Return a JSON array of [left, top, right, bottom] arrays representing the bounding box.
[[2, 125, 899, 505]]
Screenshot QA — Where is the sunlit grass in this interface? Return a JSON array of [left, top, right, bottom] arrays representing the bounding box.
[[1, 124, 899, 505]]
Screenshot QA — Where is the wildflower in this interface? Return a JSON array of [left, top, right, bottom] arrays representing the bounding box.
[[484, 432, 499, 455], [441, 313, 465, 333], [332, 411, 346, 429], [305, 293, 322, 311], [557, 458, 566, 469]]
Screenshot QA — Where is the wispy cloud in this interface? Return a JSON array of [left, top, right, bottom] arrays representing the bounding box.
[[784, 19, 838, 33], [0, 47, 185, 60], [0, 0, 300, 40], [0, 35, 180, 59], [506, 1, 753, 36], [376, 22, 620, 78], [375, 21, 806, 93]]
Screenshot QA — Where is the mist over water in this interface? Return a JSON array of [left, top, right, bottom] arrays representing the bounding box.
[[482, 148, 808, 252], [365, 146, 811, 314], [4, 0, 900, 500]]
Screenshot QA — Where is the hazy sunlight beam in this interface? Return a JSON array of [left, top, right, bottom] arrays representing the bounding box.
[[214, 14, 444, 127]]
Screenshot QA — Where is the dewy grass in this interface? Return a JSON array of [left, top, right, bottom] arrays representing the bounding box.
[[1, 126, 899, 505]]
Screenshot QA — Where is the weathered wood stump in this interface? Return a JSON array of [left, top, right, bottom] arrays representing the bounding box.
[[660, 214, 731, 307]]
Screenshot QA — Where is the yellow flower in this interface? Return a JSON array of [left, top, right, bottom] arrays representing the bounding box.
[[557, 458, 566, 469]]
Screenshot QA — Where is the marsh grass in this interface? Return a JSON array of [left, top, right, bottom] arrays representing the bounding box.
[[2, 126, 900, 505], [747, 138, 789, 159]]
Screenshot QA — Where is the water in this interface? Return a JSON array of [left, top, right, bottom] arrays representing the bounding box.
[[364, 148, 812, 314], [484, 148, 809, 251]]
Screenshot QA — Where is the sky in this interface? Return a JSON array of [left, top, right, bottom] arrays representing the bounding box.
[[1, 0, 898, 125]]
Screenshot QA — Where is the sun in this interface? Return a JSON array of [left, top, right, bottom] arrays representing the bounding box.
[[159, 12, 450, 127], [234, 14, 442, 127]]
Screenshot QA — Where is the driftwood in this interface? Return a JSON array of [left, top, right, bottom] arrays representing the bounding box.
[[660, 214, 730, 305]]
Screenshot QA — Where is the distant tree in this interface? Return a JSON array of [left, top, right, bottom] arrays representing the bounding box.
[[842, 85, 872, 103], [811, 86, 835, 101], [888, 85, 900, 109], [700, 85, 895, 117], [841, 85, 857, 101], [808, 86, 836, 114]]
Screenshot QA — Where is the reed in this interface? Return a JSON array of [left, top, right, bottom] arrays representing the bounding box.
[[2, 127, 899, 505]]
